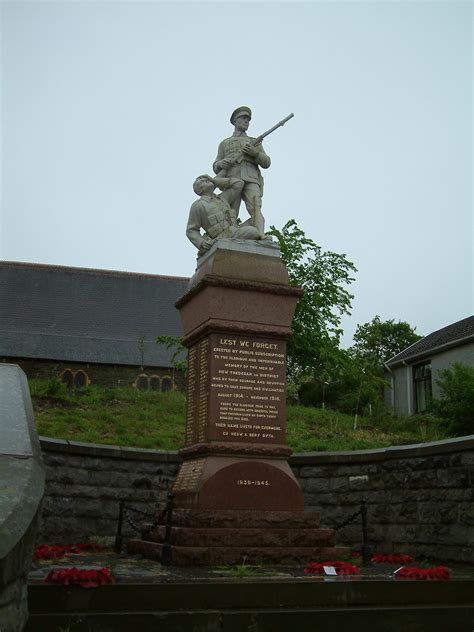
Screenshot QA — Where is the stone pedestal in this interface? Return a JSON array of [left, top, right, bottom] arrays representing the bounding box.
[[173, 240, 303, 512], [128, 240, 348, 565]]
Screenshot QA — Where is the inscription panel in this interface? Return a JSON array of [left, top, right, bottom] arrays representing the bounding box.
[[173, 458, 205, 492], [209, 333, 286, 444], [185, 345, 198, 445], [185, 341, 210, 445]]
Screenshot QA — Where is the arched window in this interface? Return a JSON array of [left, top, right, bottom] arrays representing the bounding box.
[[61, 369, 74, 388], [74, 370, 88, 388], [135, 374, 149, 391], [149, 375, 161, 391], [161, 376, 173, 392], [134, 373, 175, 392]]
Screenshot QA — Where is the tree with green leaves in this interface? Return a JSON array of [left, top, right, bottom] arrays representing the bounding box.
[[350, 315, 422, 365], [342, 315, 422, 417], [268, 219, 357, 381], [431, 363, 474, 436]]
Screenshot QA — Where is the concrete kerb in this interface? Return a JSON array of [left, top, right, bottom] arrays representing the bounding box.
[[290, 435, 474, 466], [40, 435, 474, 467], [39, 437, 182, 463]]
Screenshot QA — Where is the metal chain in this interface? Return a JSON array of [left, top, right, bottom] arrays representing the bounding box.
[[124, 505, 155, 519], [121, 502, 166, 537], [332, 508, 362, 532], [123, 505, 144, 535], [140, 507, 166, 538]]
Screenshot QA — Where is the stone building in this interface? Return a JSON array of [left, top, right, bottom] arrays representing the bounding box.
[[0, 261, 189, 390], [384, 315, 474, 415]]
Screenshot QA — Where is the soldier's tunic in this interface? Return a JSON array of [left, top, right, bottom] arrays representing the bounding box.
[[212, 131, 271, 226], [186, 192, 260, 256]]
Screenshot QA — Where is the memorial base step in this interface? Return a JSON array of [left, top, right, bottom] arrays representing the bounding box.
[[127, 508, 346, 566], [171, 509, 321, 528], [144, 526, 335, 548], [128, 539, 350, 566]]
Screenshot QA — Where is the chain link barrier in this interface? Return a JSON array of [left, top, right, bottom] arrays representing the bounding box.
[[332, 507, 362, 532], [331, 499, 373, 564], [114, 492, 175, 560]]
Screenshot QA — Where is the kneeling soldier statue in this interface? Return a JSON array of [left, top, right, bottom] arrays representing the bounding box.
[[186, 174, 261, 257]]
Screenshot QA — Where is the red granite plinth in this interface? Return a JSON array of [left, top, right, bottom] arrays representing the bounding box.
[[172, 454, 303, 511], [171, 247, 305, 516]]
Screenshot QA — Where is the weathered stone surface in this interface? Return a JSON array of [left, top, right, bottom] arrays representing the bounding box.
[[0, 579, 28, 632], [1, 365, 44, 632], [299, 477, 330, 493], [38, 443, 178, 542]]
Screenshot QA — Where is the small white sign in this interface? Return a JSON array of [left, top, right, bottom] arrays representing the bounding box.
[[323, 566, 338, 576]]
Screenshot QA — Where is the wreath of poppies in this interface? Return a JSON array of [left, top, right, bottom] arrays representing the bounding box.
[[33, 543, 104, 561], [45, 567, 115, 588], [304, 561, 360, 575], [394, 566, 451, 581], [372, 553, 415, 564]]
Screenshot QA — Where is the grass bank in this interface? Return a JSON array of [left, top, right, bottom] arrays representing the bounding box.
[[30, 379, 449, 452]]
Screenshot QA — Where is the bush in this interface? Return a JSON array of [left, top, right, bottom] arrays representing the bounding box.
[[29, 377, 68, 399], [431, 363, 474, 437]]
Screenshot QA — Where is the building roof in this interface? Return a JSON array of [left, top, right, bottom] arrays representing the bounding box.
[[386, 316, 474, 367], [0, 261, 189, 367]]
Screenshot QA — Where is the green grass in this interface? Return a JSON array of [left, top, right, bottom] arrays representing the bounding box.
[[30, 379, 450, 451], [286, 406, 447, 452], [31, 380, 185, 450]]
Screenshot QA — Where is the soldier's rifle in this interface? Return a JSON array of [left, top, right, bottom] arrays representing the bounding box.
[[216, 113, 294, 177]]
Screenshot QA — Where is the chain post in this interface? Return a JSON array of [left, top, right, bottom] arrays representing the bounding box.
[[360, 498, 372, 565], [114, 499, 125, 554], [161, 492, 175, 566]]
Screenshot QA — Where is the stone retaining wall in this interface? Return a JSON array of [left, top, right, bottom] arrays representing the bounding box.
[[39, 438, 181, 543], [290, 437, 474, 564], [39, 436, 474, 564]]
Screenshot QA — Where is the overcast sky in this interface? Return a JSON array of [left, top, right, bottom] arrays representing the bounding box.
[[1, 1, 472, 346]]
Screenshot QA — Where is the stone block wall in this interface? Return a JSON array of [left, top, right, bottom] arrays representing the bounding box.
[[39, 436, 474, 564], [290, 437, 474, 564], [39, 439, 181, 543]]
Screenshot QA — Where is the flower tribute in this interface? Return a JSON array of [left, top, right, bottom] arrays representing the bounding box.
[[45, 567, 115, 588], [33, 543, 104, 561], [304, 561, 360, 575], [394, 566, 451, 581], [372, 553, 415, 564]]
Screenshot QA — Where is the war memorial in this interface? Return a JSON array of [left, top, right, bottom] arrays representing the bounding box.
[[126, 106, 349, 565]]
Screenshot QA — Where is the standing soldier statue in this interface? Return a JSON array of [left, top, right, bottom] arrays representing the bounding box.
[[213, 107, 293, 239]]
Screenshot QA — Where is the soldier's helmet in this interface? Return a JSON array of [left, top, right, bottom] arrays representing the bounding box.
[[193, 175, 213, 195], [230, 106, 252, 125]]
